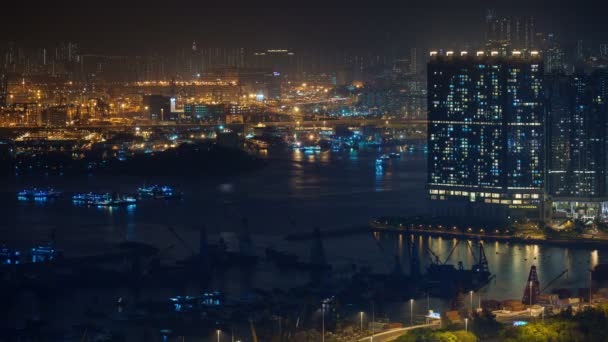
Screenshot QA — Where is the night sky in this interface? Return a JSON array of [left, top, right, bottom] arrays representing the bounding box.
[[0, 1, 607, 53]]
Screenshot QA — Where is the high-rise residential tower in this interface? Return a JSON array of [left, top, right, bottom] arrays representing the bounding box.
[[547, 71, 608, 221], [427, 50, 545, 221]]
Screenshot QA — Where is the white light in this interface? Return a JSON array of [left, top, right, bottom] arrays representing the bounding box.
[[430, 51, 438, 57], [513, 50, 522, 56], [460, 51, 468, 56], [491, 51, 499, 56], [531, 51, 540, 56], [446, 51, 454, 56], [476, 51, 485, 56]]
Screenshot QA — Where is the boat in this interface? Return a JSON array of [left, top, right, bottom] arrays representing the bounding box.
[[300, 145, 322, 152], [0, 246, 21, 265], [31, 244, 63, 263], [378, 154, 391, 160], [72, 192, 137, 207], [17, 187, 61, 201], [389, 152, 401, 158], [137, 185, 182, 199]]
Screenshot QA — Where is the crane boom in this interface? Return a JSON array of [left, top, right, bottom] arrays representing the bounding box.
[[442, 239, 461, 265], [541, 269, 568, 293], [166, 226, 196, 256]]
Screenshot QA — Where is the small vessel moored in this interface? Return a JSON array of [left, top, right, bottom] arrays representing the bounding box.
[[72, 193, 137, 207], [17, 188, 61, 201], [137, 185, 182, 199], [0, 246, 21, 265]]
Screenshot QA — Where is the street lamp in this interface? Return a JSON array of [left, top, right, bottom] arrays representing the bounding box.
[[470, 291, 474, 314], [588, 269, 594, 303], [465, 318, 468, 332], [216, 329, 221, 342], [321, 302, 327, 342], [371, 301, 375, 342], [360, 311, 364, 333], [542, 306, 545, 323], [410, 299, 414, 326]]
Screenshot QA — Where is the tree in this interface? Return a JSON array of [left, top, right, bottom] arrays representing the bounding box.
[[471, 309, 501, 339], [394, 329, 476, 342], [499, 321, 581, 342]]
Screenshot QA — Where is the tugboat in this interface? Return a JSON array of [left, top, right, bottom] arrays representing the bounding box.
[[73, 193, 137, 207], [137, 185, 182, 199], [17, 188, 61, 201]]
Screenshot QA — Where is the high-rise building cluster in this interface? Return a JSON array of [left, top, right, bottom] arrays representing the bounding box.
[[427, 47, 608, 224], [485, 10, 536, 50]]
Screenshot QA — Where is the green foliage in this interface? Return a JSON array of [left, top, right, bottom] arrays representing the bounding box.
[[394, 328, 476, 342], [499, 320, 582, 342], [470, 309, 501, 339], [396, 305, 608, 342]]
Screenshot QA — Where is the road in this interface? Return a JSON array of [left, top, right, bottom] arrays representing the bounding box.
[[358, 322, 440, 342]]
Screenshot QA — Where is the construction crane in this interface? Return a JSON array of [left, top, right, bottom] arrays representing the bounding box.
[[442, 239, 461, 265], [424, 245, 441, 265], [540, 269, 569, 293], [166, 226, 196, 257]]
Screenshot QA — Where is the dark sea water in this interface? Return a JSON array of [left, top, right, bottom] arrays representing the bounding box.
[[0, 147, 605, 331]]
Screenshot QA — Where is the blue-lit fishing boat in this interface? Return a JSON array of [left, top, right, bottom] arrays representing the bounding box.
[[0, 246, 21, 265], [72, 192, 137, 207], [137, 185, 182, 199], [31, 245, 62, 263], [17, 187, 61, 201]]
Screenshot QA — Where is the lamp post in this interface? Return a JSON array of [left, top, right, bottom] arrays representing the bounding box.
[[322, 304, 325, 342], [371, 301, 375, 342], [360, 311, 364, 333], [469, 291, 474, 314], [321, 302, 327, 342], [410, 299, 414, 326], [589, 269, 594, 303], [542, 306, 545, 323]]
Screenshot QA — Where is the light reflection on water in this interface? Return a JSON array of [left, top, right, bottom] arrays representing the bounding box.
[[374, 233, 604, 301], [2, 147, 605, 304]]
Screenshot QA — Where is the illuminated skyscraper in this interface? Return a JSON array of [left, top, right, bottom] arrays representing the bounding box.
[[548, 71, 608, 198], [547, 71, 608, 220], [427, 50, 545, 220]]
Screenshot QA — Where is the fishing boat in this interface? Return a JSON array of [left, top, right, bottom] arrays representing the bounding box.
[[137, 185, 182, 199], [72, 192, 137, 207], [0, 246, 21, 265], [17, 188, 61, 201]]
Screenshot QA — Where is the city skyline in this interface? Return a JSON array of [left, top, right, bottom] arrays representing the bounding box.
[[3, 4, 608, 341], [1, 3, 607, 53]]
